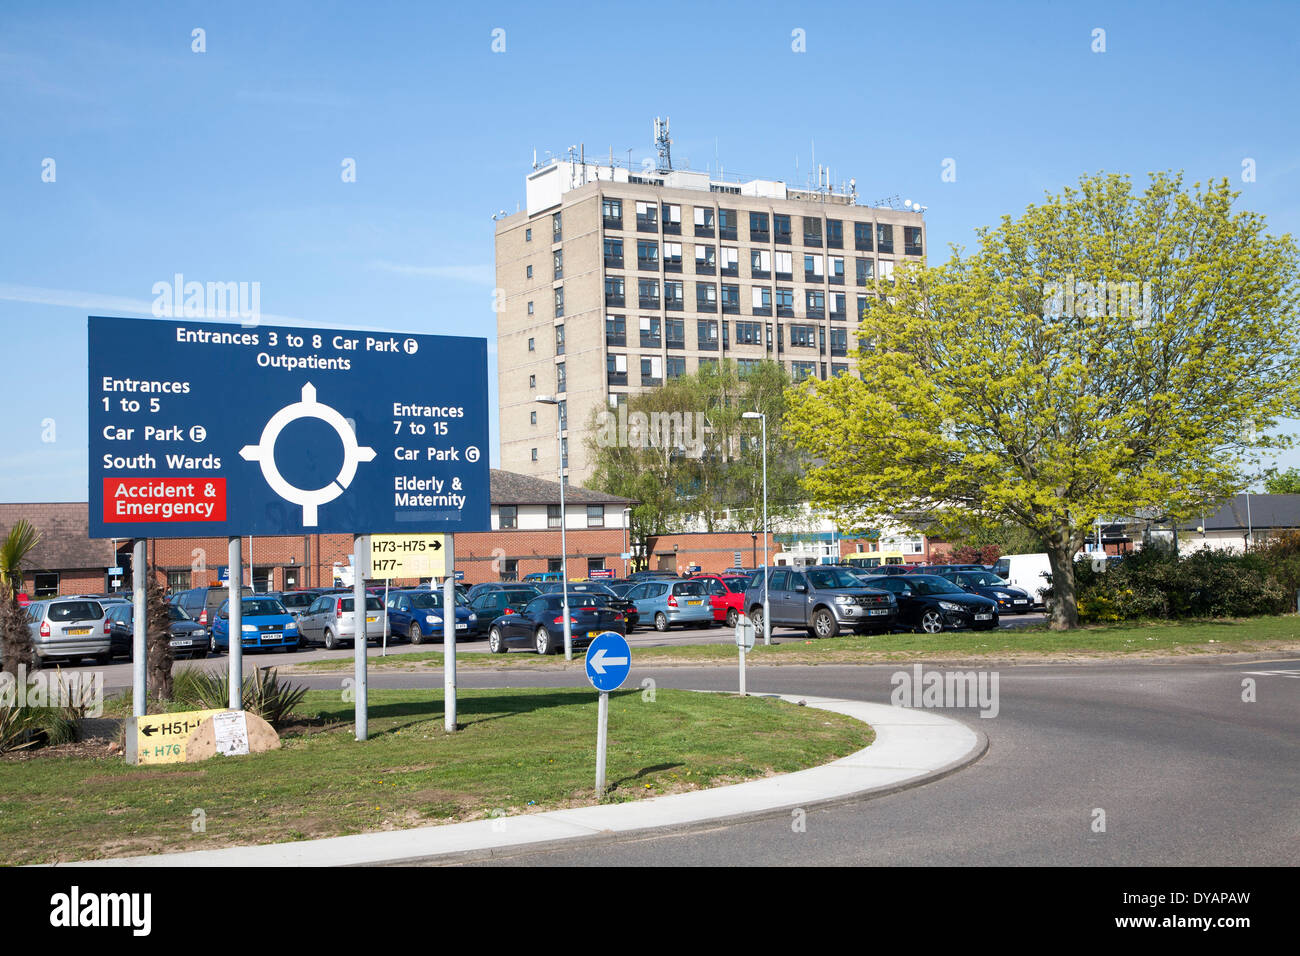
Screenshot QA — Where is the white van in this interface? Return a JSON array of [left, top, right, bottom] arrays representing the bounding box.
[[991, 553, 1052, 607]]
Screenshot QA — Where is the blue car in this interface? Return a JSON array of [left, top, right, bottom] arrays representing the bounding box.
[[210, 596, 300, 653], [384, 589, 477, 644]]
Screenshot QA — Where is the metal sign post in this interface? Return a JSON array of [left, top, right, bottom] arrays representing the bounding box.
[[735, 614, 756, 696], [443, 534, 457, 732], [227, 536, 243, 710], [353, 534, 368, 741], [131, 538, 147, 716], [585, 631, 631, 796]]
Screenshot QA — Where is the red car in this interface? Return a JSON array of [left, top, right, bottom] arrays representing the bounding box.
[[689, 573, 752, 627]]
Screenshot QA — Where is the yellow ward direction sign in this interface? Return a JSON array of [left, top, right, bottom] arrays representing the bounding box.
[[369, 534, 446, 580], [127, 708, 228, 765]]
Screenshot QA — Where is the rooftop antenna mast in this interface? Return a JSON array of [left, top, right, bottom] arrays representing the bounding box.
[[654, 116, 673, 173]]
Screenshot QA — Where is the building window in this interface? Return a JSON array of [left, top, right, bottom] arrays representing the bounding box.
[[749, 211, 770, 243], [736, 320, 763, 345], [526, 264, 533, 279], [638, 278, 660, 309], [830, 327, 849, 356], [666, 317, 686, 349], [604, 237, 624, 269], [556, 362, 566, 393], [774, 250, 793, 281], [548, 504, 561, 528], [804, 253, 824, 282], [607, 353, 628, 385], [803, 217, 822, 247], [856, 258, 874, 286], [878, 259, 895, 281], [790, 324, 817, 348], [553, 249, 563, 279], [773, 213, 792, 244], [832, 363, 849, 377], [558, 399, 567, 430], [637, 240, 660, 270], [641, 355, 663, 385], [602, 198, 623, 229], [527, 337, 535, 351], [693, 206, 714, 236], [856, 294, 868, 320], [718, 208, 737, 240], [829, 256, 845, 285], [667, 355, 686, 379], [876, 223, 894, 254], [854, 221, 873, 251], [606, 314, 626, 346], [561, 437, 568, 469], [500, 558, 518, 582], [662, 203, 682, 234], [776, 287, 795, 317], [826, 219, 844, 249], [750, 249, 771, 279], [721, 284, 740, 314], [605, 276, 625, 307], [555, 324, 564, 356], [587, 505, 605, 528], [665, 280, 684, 310], [792, 361, 818, 381], [639, 316, 661, 347], [552, 212, 562, 242], [527, 301, 534, 315], [663, 241, 683, 272], [696, 282, 718, 312], [548, 557, 563, 573], [636, 200, 658, 232], [698, 319, 719, 350], [720, 246, 739, 277], [499, 505, 518, 529], [738, 358, 761, 377], [587, 558, 606, 576], [525, 227, 532, 242], [554, 287, 564, 317], [751, 287, 772, 317], [167, 570, 191, 593], [805, 290, 825, 319], [829, 292, 846, 320], [695, 244, 716, 274], [904, 225, 924, 256], [531, 448, 538, 461]]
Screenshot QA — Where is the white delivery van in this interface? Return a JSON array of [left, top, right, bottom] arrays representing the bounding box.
[[991, 553, 1052, 607]]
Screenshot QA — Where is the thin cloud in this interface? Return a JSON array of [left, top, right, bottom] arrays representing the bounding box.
[[367, 261, 495, 286]]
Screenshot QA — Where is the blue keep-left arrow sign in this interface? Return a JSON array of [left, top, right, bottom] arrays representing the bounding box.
[[585, 631, 631, 692]]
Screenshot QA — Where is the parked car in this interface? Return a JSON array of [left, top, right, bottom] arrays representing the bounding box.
[[296, 593, 387, 649], [860, 574, 999, 633], [209, 596, 300, 653], [743, 566, 897, 638], [622, 578, 714, 632], [384, 589, 476, 643], [522, 571, 566, 583], [24, 598, 111, 666], [689, 572, 752, 627], [990, 554, 1052, 607], [543, 582, 640, 631], [106, 602, 208, 660], [929, 567, 1033, 613], [171, 585, 253, 628], [485, 592, 625, 655], [265, 589, 331, 647], [466, 586, 541, 637]]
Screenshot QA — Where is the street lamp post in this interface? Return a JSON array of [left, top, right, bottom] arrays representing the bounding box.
[[622, 506, 632, 577], [750, 531, 757, 570], [536, 395, 572, 660], [742, 411, 770, 645]]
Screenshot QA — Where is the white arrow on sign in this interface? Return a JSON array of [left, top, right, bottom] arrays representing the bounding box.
[[589, 647, 629, 675]]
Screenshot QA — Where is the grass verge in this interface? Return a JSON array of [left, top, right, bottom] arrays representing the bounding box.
[[0, 687, 871, 864]]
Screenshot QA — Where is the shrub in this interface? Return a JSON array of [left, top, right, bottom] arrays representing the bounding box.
[[171, 666, 306, 728]]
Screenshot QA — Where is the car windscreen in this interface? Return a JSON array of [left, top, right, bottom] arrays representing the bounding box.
[[721, 577, 749, 592], [806, 568, 863, 589], [959, 572, 1007, 587], [168, 605, 191, 622], [550, 595, 605, 609], [671, 581, 706, 596], [409, 593, 447, 610], [908, 576, 965, 596], [280, 593, 316, 608], [241, 599, 288, 616], [48, 601, 103, 622]]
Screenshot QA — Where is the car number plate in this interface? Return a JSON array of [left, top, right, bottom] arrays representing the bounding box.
[[868, 609, 890, 616], [687, 600, 702, 605], [366, 616, 378, 623], [66, 627, 91, 635], [456, 623, 467, 630], [974, 613, 993, 621], [169, 639, 192, 647], [587, 630, 600, 638], [1013, 599, 1027, 604]]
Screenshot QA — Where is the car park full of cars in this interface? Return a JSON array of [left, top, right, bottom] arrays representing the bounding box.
[[860, 574, 999, 633], [485, 592, 626, 655], [743, 566, 897, 638]]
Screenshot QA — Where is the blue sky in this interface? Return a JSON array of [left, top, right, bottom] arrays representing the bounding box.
[[2, 0, 1298, 502]]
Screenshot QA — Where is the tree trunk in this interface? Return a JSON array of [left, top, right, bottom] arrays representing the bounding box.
[[1045, 541, 1079, 630], [0, 593, 35, 676]]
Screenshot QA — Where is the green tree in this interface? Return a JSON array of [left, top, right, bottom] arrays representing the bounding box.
[[786, 172, 1300, 629], [1263, 467, 1300, 494], [585, 360, 802, 553], [0, 520, 42, 675]]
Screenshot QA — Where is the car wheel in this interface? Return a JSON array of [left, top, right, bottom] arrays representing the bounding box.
[[409, 623, 423, 646], [654, 612, 669, 632], [812, 608, 839, 638], [535, 626, 554, 655], [209, 634, 218, 654], [919, 609, 944, 634], [488, 626, 507, 654], [725, 608, 739, 628], [749, 606, 765, 635], [324, 629, 339, 650]]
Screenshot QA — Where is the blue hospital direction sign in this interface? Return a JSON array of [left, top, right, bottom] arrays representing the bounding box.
[[87, 316, 490, 538], [585, 631, 632, 692]]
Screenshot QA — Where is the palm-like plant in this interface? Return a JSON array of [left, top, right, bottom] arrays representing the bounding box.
[[0, 519, 41, 598], [0, 519, 41, 675]]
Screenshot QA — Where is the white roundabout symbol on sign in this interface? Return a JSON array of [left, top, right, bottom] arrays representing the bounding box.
[[239, 382, 376, 526]]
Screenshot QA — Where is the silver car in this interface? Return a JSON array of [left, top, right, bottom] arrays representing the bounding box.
[[623, 578, 715, 632], [24, 598, 111, 666], [297, 593, 387, 649]]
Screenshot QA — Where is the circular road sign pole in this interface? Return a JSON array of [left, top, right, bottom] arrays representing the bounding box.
[[585, 631, 632, 797]]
